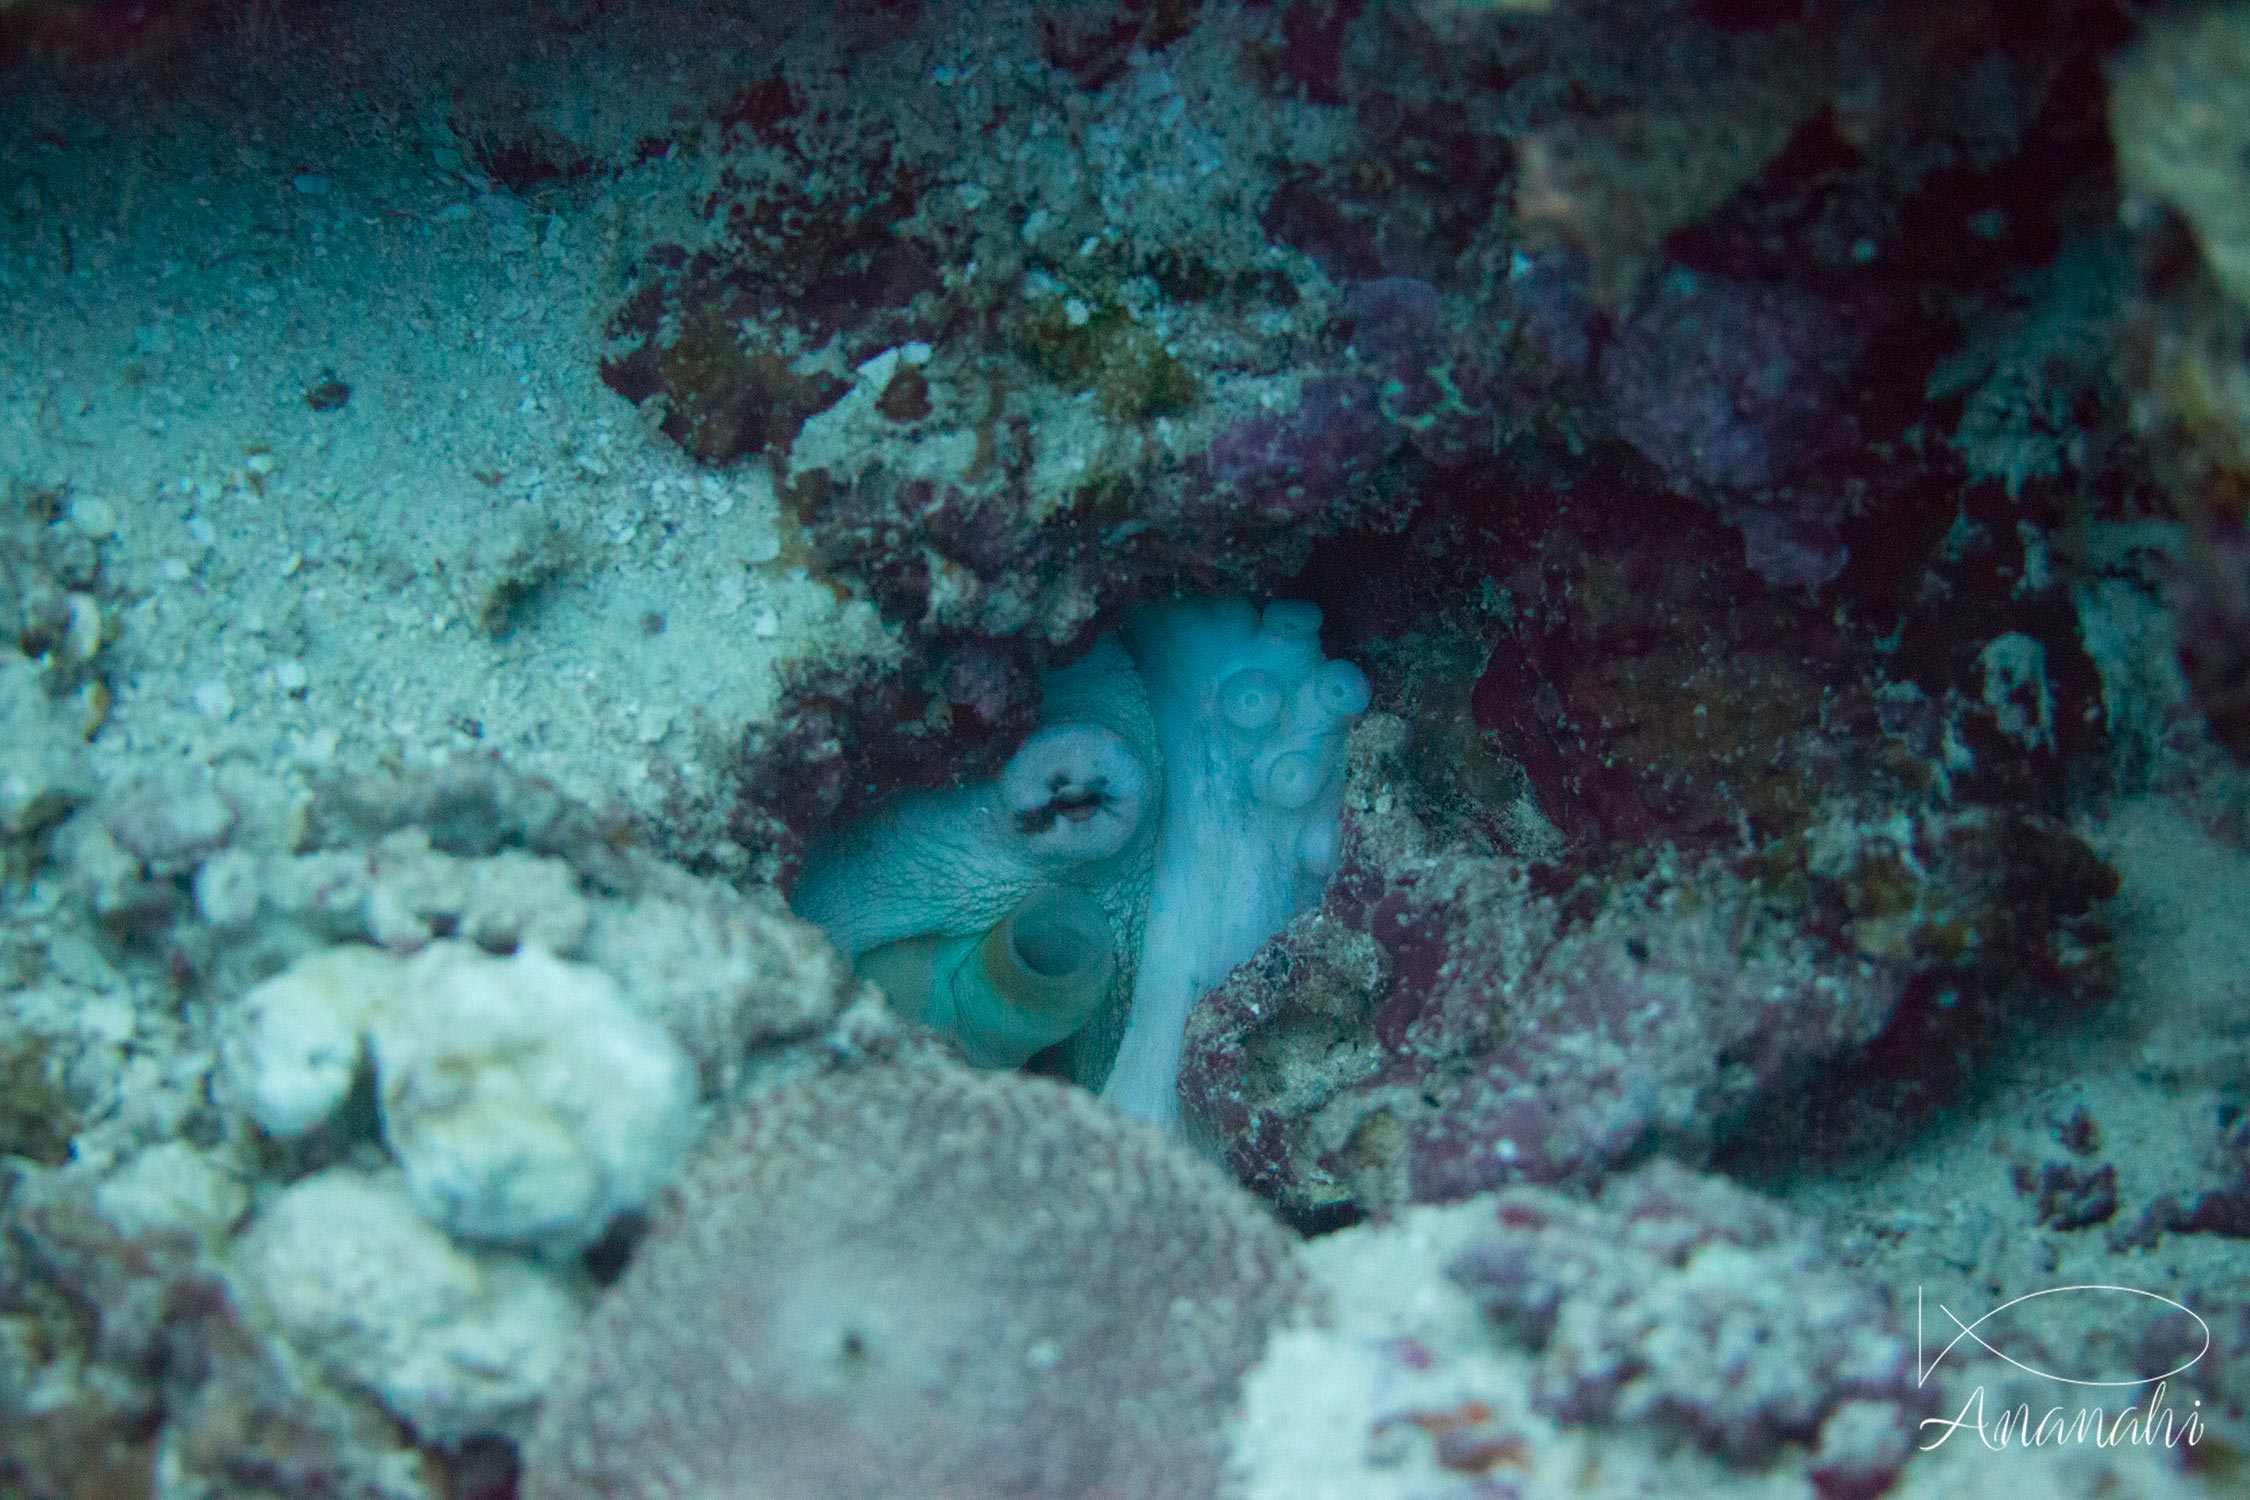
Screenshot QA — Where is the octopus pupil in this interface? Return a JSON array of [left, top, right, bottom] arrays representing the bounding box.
[[1016, 784, 1111, 835]]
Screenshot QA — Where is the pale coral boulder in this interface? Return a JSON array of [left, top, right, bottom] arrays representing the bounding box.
[[228, 1167, 583, 1445], [220, 938, 699, 1254], [370, 942, 698, 1252], [525, 1059, 1308, 1500]]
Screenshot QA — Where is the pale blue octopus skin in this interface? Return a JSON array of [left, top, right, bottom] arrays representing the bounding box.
[[790, 598, 1369, 1129]]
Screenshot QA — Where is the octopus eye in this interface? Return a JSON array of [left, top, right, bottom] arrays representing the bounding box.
[[1023, 776, 1111, 831], [1000, 724, 1153, 861]]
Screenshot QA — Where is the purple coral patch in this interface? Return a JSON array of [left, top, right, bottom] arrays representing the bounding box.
[[1446, 1163, 1933, 1485], [1603, 269, 1863, 492], [1178, 801, 1903, 1217], [1202, 374, 1391, 518]]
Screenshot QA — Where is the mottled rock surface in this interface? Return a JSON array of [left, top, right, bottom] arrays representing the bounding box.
[[526, 1058, 1306, 1500]]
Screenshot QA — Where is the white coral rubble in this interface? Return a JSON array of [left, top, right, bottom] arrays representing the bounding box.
[[224, 940, 696, 1253], [230, 1167, 582, 1444], [373, 942, 696, 1250]]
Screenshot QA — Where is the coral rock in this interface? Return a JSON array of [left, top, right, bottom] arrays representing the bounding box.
[[1182, 712, 2115, 1221], [222, 940, 699, 1253], [1445, 1162, 1932, 1471], [1602, 267, 1863, 494], [229, 1167, 582, 1445], [0, 649, 91, 840], [2110, 8, 2250, 314], [370, 943, 698, 1252]]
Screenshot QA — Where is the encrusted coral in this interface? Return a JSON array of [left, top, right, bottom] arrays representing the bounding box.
[[1, 754, 873, 1500], [226, 940, 697, 1253], [228, 1167, 582, 1445], [3, 1153, 438, 1500], [198, 815, 856, 1098], [1603, 268, 1864, 496], [1179, 709, 2116, 1221], [1234, 1175, 2208, 1500], [523, 1057, 1308, 1500], [2109, 6, 2250, 314], [2107, 8, 2250, 755], [0, 479, 112, 860], [0, 650, 91, 842], [1446, 1163, 1930, 1482]]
